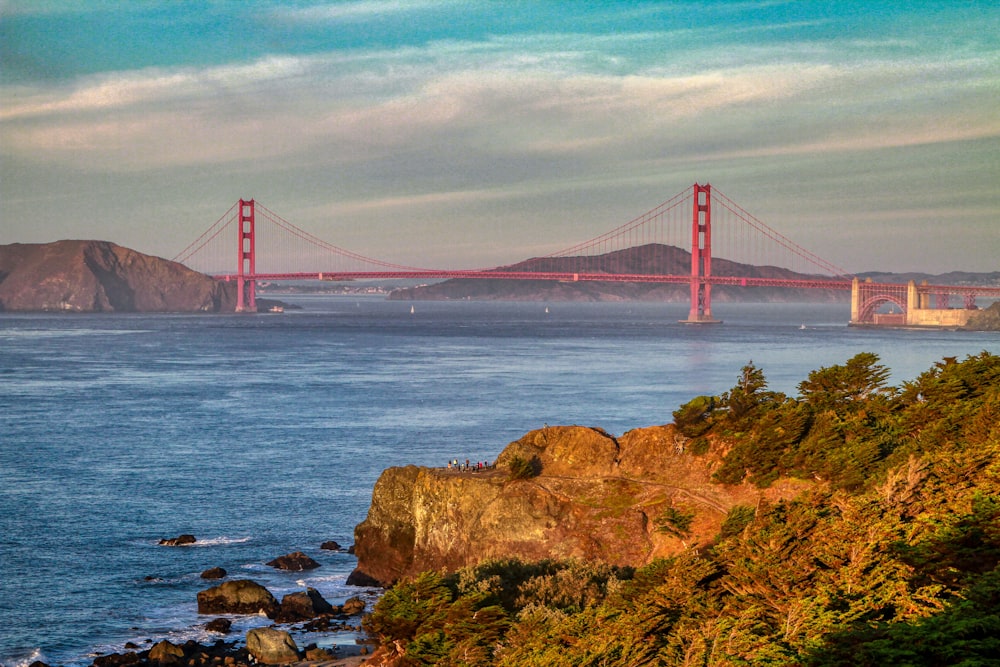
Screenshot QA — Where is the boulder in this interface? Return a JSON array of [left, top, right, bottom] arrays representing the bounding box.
[[245, 628, 298, 665], [340, 596, 366, 616], [148, 640, 184, 665], [91, 653, 140, 667], [320, 540, 342, 551], [196, 580, 279, 618], [303, 647, 335, 661], [276, 588, 334, 622], [200, 567, 227, 579], [266, 551, 320, 571], [159, 534, 196, 546], [204, 618, 232, 634]]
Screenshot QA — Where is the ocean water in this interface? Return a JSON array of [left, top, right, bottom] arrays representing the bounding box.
[[1, 297, 997, 667]]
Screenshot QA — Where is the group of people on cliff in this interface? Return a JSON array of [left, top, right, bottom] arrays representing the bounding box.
[[447, 459, 494, 472]]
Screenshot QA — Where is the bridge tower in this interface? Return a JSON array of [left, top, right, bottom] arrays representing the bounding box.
[[235, 198, 256, 313], [681, 183, 721, 323]]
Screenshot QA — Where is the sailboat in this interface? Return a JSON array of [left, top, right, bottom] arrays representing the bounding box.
[[410, 305, 415, 314]]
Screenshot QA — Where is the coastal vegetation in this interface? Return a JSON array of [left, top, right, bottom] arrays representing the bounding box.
[[360, 352, 1000, 666]]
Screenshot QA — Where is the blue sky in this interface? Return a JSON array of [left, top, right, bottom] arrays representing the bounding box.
[[1, 1, 997, 273]]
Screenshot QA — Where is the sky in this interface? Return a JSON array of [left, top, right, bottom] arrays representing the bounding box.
[[1, 0, 998, 273]]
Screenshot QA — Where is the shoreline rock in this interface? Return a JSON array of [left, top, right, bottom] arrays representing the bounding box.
[[197, 580, 280, 618]]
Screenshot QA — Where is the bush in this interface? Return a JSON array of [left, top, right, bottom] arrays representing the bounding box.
[[719, 504, 756, 538], [507, 454, 540, 480]]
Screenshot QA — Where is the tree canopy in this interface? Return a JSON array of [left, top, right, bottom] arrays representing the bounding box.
[[362, 352, 1000, 666]]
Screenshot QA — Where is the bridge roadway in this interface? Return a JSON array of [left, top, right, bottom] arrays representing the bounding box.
[[215, 271, 1000, 298], [217, 271, 853, 290]]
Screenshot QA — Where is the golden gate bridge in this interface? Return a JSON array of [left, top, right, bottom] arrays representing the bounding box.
[[172, 184, 1000, 325]]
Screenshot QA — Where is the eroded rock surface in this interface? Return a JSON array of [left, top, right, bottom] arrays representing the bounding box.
[[196, 580, 279, 618], [351, 425, 809, 586]]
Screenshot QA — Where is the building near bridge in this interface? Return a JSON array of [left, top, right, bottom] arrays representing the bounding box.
[[850, 278, 978, 328]]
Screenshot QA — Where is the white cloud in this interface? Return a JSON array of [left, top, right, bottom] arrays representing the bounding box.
[[272, 0, 457, 23]]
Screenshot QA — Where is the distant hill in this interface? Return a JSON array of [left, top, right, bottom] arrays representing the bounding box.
[[856, 270, 1000, 287], [390, 243, 848, 302], [0, 240, 236, 312], [389, 245, 1000, 302]]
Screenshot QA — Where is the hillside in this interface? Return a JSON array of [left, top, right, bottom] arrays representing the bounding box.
[[965, 301, 1000, 331], [388, 243, 848, 302], [355, 352, 1000, 666], [388, 245, 1000, 303], [0, 240, 236, 312]]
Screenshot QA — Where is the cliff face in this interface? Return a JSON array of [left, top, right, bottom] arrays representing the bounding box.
[[964, 301, 1000, 331], [350, 425, 810, 586], [0, 240, 236, 312]]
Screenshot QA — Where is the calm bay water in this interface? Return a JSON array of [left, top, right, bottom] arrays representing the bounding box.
[[1, 297, 997, 666]]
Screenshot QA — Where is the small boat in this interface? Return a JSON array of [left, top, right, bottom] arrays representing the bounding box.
[[269, 305, 284, 313], [410, 305, 415, 314], [799, 324, 806, 330], [545, 306, 549, 314]]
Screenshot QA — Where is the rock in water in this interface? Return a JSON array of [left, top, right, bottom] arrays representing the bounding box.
[[0, 240, 236, 312], [319, 540, 342, 551], [196, 580, 279, 618], [266, 551, 320, 571], [341, 596, 366, 616], [245, 628, 299, 665], [276, 588, 334, 622], [159, 534, 196, 546], [204, 618, 232, 634], [200, 566, 227, 579]]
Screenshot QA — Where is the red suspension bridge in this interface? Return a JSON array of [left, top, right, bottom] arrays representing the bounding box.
[[173, 184, 1000, 325]]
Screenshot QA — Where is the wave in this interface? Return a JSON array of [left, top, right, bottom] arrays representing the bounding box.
[[0, 329, 148, 340], [188, 536, 252, 547], [0, 648, 47, 667], [141, 535, 253, 548]]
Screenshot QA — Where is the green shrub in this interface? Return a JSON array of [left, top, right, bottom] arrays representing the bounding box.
[[507, 454, 540, 480]]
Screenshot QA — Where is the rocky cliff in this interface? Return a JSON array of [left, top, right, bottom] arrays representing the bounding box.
[[350, 424, 810, 586], [0, 240, 236, 312], [964, 301, 1000, 331]]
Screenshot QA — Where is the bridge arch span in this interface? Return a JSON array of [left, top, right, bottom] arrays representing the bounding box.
[[858, 295, 906, 323]]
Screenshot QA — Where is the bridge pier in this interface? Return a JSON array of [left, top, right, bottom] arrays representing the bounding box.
[[235, 198, 256, 313], [680, 183, 721, 324]]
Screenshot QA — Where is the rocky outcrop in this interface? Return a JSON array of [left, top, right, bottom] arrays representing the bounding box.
[[351, 425, 811, 586], [964, 301, 1000, 331], [267, 551, 320, 571], [196, 580, 279, 618], [244, 628, 298, 665], [276, 588, 334, 622], [159, 534, 196, 546], [0, 240, 236, 312]]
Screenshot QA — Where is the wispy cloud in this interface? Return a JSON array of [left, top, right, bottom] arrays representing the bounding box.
[[272, 0, 458, 23]]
